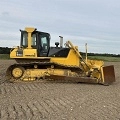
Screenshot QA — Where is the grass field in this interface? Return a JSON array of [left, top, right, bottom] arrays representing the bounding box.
[[0, 54, 10, 59], [88, 56, 120, 62], [0, 54, 120, 62]]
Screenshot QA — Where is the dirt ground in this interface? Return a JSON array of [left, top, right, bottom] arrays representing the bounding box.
[[0, 60, 120, 120]]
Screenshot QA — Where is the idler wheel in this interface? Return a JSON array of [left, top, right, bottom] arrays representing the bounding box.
[[12, 66, 24, 79]]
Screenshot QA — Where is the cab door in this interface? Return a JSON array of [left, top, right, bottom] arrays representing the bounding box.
[[37, 33, 50, 57]]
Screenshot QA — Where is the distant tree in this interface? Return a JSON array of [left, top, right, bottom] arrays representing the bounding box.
[[0, 47, 11, 54], [80, 52, 120, 57]]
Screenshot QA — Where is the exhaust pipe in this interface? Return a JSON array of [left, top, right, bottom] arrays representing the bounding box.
[[85, 43, 88, 63], [59, 36, 63, 48]]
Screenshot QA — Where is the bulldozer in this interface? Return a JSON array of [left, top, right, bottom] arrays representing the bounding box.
[[6, 27, 115, 85]]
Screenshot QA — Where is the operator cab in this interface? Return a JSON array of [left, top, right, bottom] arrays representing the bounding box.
[[20, 27, 70, 58], [20, 29, 50, 57]]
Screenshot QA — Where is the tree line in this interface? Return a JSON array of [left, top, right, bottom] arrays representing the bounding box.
[[0, 47, 11, 54], [80, 52, 120, 57], [0, 47, 120, 57]]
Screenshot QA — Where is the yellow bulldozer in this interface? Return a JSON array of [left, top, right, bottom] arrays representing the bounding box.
[[6, 27, 115, 85]]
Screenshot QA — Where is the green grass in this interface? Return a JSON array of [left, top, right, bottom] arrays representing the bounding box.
[[87, 56, 120, 62], [0, 54, 10, 60], [0, 54, 120, 62]]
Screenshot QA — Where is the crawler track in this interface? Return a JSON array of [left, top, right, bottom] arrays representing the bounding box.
[[0, 60, 120, 120], [6, 61, 83, 82]]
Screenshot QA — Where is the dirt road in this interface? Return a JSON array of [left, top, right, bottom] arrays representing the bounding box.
[[0, 60, 120, 120]]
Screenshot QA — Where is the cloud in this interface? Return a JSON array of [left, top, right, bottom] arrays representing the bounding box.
[[0, 0, 120, 54], [1, 12, 10, 16]]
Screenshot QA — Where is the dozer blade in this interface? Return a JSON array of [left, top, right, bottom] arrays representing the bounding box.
[[101, 65, 115, 85], [45, 65, 115, 85], [45, 75, 99, 84]]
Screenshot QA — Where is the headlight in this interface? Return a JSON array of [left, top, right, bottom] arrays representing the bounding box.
[[16, 49, 23, 57]]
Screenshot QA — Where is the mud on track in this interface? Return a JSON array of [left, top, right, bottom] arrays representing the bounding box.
[[0, 60, 120, 120]]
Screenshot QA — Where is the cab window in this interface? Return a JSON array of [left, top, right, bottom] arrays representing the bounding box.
[[22, 32, 28, 47], [41, 37, 48, 51], [31, 34, 36, 47]]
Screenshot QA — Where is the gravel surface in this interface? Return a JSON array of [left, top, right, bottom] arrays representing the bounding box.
[[0, 60, 120, 120]]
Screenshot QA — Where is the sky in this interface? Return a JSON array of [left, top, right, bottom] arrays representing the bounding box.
[[0, 0, 120, 54]]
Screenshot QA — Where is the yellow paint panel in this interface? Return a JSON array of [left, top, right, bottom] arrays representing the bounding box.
[[23, 49, 37, 57], [50, 49, 80, 66], [10, 48, 37, 58]]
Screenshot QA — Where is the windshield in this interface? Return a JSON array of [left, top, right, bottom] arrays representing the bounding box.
[[22, 32, 28, 47], [31, 34, 36, 46], [21, 32, 37, 47], [41, 36, 48, 51]]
